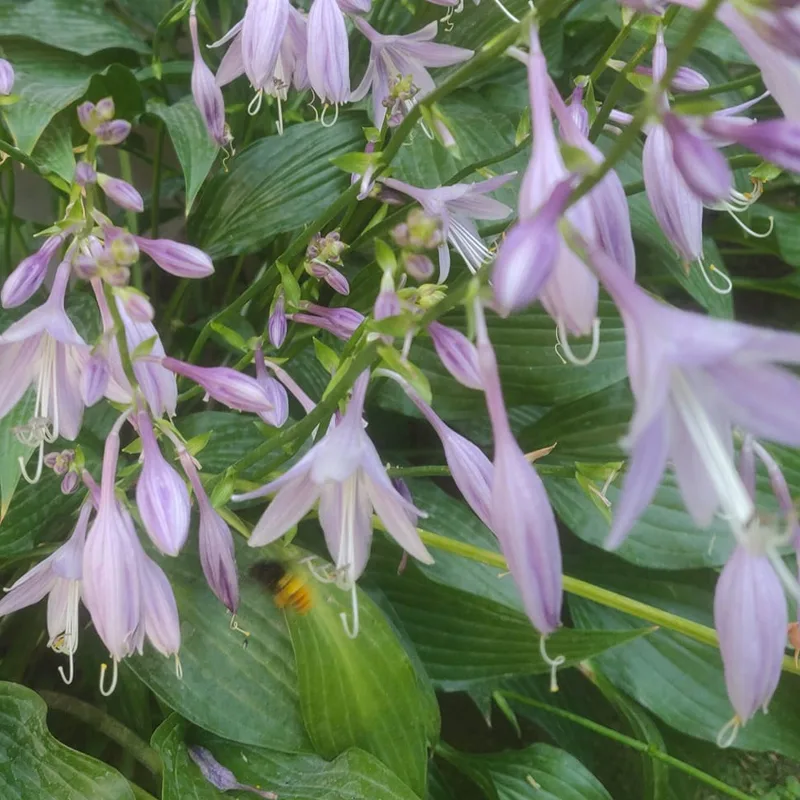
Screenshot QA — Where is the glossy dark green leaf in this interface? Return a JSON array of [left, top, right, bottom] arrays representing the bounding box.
[[287, 558, 436, 796], [0, 0, 148, 56], [367, 547, 650, 689], [147, 97, 219, 214], [189, 118, 364, 258], [0, 681, 134, 799], [442, 743, 613, 800], [126, 541, 311, 751], [153, 713, 424, 800]]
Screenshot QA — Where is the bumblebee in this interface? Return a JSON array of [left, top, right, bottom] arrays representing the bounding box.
[[250, 560, 313, 614]]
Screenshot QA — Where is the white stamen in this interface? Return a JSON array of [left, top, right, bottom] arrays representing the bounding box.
[[555, 318, 601, 366], [19, 445, 45, 484], [57, 649, 74, 685], [320, 104, 340, 128], [448, 217, 493, 273], [175, 654, 183, 680], [339, 582, 360, 639], [698, 261, 733, 295], [248, 91, 264, 116], [716, 716, 740, 748], [767, 548, 800, 602], [488, 0, 520, 22], [99, 660, 119, 697], [724, 209, 774, 239], [300, 556, 336, 584], [539, 635, 566, 692]]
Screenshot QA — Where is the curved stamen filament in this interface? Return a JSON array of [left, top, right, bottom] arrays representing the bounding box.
[[320, 104, 340, 128], [247, 90, 264, 117], [339, 582, 360, 640], [99, 659, 119, 697], [555, 318, 601, 367], [19, 446, 45, 485], [57, 650, 74, 685], [698, 261, 733, 295], [716, 715, 740, 748], [539, 635, 566, 693]]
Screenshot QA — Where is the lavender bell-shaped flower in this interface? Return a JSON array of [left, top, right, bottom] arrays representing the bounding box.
[[162, 358, 275, 415], [0, 260, 89, 481], [82, 349, 110, 407], [235, 372, 432, 637], [714, 542, 787, 744], [181, 450, 239, 613], [138, 555, 181, 662], [307, 0, 351, 111], [190, 0, 229, 147], [0, 502, 90, 684], [1, 232, 66, 309], [381, 174, 514, 281], [588, 243, 800, 549], [135, 411, 191, 556], [351, 19, 473, 128], [703, 115, 800, 175], [474, 303, 563, 637], [428, 321, 483, 390], [242, 0, 290, 98]]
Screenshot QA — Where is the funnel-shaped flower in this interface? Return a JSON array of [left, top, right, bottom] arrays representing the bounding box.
[[590, 245, 800, 548], [351, 19, 472, 128], [138, 555, 181, 659], [703, 115, 800, 175], [190, 0, 228, 146], [714, 543, 787, 725], [238, 373, 432, 584], [307, 0, 350, 105], [242, 0, 290, 93], [475, 305, 562, 635], [135, 412, 191, 556], [0, 261, 88, 447], [382, 174, 513, 282]]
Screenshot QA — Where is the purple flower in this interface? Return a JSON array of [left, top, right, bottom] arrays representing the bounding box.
[[374, 273, 401, 321], [255, 346, 289, 428], [507, 26, 598, 335], [308, 261, 350, 295], [134, 236, 214, 279], [74, 162, 97, 187], [290, 302, 364, 340], [0, 59, 14, 96], [82, 429, 143, 663], [0, 261, 89, 467], [181, 450, 240, 613], [589, 244, 800, 548], [1, 232, 65, 308], [268, 290, 287, 349], [81, 349, 110, 407], [138, 555, 181, 659], [704, 115, 800, 174], [338, 0, 371, 11], [0, 502, 89, 680], [242, 0, 290, 93], [714, 544, 787, 729], [188, 747, 277, 799], [635, 64, 710, 92], [97, 174, 144, 213], [381, 174, 513, 281], [95, 120, 132, 146], [162, 358, 275, 415], [236, 373, 432, 590], [351, 19, 472, 128], [475, 304, 562, 635], [428, 321, 482, 390], [190, 0, 229, 147], [307, 0, 351, 106], [135, 411, 191, 556]]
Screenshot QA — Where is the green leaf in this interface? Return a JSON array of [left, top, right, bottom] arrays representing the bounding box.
[[190, 118, 364, 258], [126, 540, 311, 750], [377, 300, 626, 421], [147, 96, 219, 214], [287, 559, 435, 796], [569, 588, 800, 759], [367, 545, 651, 689], [153, 713, 424, 800], [0, 390, 35, 522], [0, 681, 134, 799], [30, 112, 74, 190], [0, 0, 149, 56], [442, 743, 613, 800]]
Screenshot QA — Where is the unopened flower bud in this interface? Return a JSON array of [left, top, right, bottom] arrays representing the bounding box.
[[269, 291, 287, 349], [1, 234, 64, 308], [402, 252, 434, 281], [74, 162, 97, 187], [308, 261, 350, 295], [0, 59, 14, 96], [95, 97, 115, 121], [61, 472, 79, 495], [406, 208, 443, 250], [416, 284, 445, 309], [77, 101, 98, 133], [117, 287, 154, 322], [81, 351, 110, 407], [110, 232, 140, 266], [135, 236, 214, 278], [429, 321, 483, 390], [97, 173, 144, 212], [95, 119, 132, 146], [391, 223, 410, 248], [44, 449, 75, 476], [104, 265, 130, 287], [374, 272, 401, 320]]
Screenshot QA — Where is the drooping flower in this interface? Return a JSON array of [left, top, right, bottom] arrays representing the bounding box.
[[0, 260, 89, 480], [588, 244, 800, 549], [0, 502, 90, 683], [181, 450, 239, 613], [289, 302, 365, 340], [255, 345, 289, 428], [235, 372, 432, 634], [188, 747, 277, 799], [137, 555, 181, 661], [135, 411, 191, 556], [474, 302, 563, 635], [307, 0, 351, 107], [351, 19, 472, 128], [241, 0, 290, 95], [189, 0, 229, 147], [1, 231, 67, 309], [703, 115, 800, 174], [381, 174, 514, 281], [428, 321, 482, 390]]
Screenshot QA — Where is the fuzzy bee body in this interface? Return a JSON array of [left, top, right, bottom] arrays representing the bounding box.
[[250, 560, 313, 614]]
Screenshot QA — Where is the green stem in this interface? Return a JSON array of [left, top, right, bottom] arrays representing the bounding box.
[[587, 13, 639, 85], [38, 690, 162, 776], [3, 162, 14, 278], [104, 282, 139, 392], [448, 138, 531, 185], [497, 693, 754, 800], [117, 150, 141, 289], [416, 529, 800, 676], [150, 121, 165, 240]]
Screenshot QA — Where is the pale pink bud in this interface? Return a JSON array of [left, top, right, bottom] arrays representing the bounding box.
[[61, 472, 79, 495], [97, 174, 144, 212], [95, 120, 132, 146], [429, 321, 482, 390], [74, 162, 97, 186], [1, 234, 64, 308], [269, 291, 287, 349], [134, 236, 214, 278]]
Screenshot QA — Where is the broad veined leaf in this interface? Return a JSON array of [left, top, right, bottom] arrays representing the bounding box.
[[147, 97, 219, 214], [441, 742, 613, 800], [189, 118, 365, 258], [377, 299, 627, 421], [0, 681, 134, 799], [286, 558, 436, 796], [367, 546, 651, 689], [30, 112, 74, 190], [153, 713, 424, 800], [0, 390, 36, 523], [125, 540, 311, 751], [0, 0, 148, 56], [569, 592, 800, 759]]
